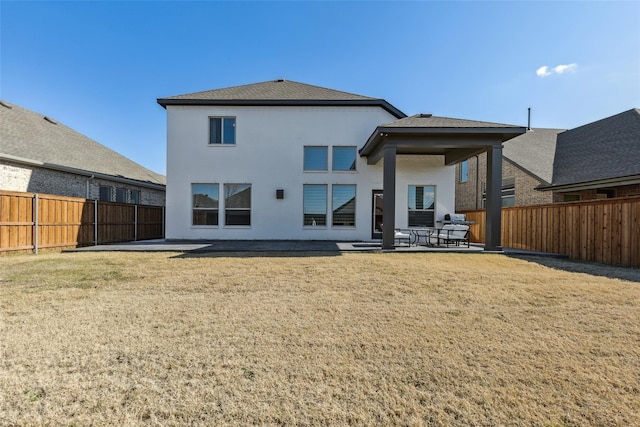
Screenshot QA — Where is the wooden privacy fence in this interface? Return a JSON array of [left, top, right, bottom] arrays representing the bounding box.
[[0, 190, 165, 255], [460, 196, 640, 268]]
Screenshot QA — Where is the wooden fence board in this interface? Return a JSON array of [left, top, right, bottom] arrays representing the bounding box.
[[461, 196, 640, 268], [0, 191, 164, 255]]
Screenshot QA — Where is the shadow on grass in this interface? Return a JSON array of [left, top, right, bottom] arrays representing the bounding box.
[[172, 250, 342, 259], [508, 254, 640, 283]]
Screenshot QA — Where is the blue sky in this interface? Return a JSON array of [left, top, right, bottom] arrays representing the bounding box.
[[2, 1, 639, 175]]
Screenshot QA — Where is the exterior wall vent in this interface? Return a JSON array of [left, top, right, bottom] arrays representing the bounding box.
[[276, 189, 284, 199]]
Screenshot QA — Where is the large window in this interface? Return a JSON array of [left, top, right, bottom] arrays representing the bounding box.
[[304, 146, 328, 171], [99, 186, 112, 202], [332, 185, 356, 226], [460, 160, 469, 183], [332, 146, 356, 171], [408, 185, 435, 227], [303, 185, 327, 226], [209, 117, 236, 145], [192, 184, 219, 226], [224, 184, 251, 226]]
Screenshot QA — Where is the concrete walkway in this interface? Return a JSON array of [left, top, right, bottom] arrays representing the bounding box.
[[67, 239, 487, 253]]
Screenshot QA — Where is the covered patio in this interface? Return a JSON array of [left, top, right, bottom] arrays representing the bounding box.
[[359, 114, 526, 250]]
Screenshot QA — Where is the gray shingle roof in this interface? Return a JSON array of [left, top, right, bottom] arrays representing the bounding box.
[[382, 114, 523, 129], [157, 79, 406, 118], [0, 101, 165, 186], [161, 79, 378, 101], [503, 128, 565, 184], [551, 108, 640, 186]]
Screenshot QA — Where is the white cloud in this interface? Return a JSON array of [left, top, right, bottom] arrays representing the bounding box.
[[554, 63, 577, 74], [536, 63, 578, 77], [536, 66, 552, 77]]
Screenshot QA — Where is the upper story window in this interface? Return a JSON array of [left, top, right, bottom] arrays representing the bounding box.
[[209, 117, 236, 145], [332, 146, 357, 171], [304, 146, 328, 171], [460, 160, 469, 183]]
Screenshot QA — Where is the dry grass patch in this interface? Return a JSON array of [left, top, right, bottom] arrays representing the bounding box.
[[1, 252, 639, 426]]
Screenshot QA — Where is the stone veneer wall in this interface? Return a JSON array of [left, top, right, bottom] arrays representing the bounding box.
[[0, 160, 165, 206]]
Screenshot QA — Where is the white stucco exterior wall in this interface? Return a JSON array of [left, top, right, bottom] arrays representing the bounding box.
[[165, 105, 455, 240]]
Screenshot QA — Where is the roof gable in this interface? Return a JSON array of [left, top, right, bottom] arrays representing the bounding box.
[[0, 101, 165, 186], [157, 79, 406, 118], [502, 128, 565, 184], [551, 108, 640, 187]]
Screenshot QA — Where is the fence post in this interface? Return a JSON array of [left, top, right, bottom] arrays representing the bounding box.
[[33, 193, 39, 254], [94, 199, 98, 246], [134, 204, 138, 241]]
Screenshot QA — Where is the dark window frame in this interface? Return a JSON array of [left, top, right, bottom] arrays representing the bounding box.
[[192, 183, 219, 226], [408, 185, 436, 227], [303, 184, 328, 226], [209, 117, 236, 145], [303, 146, 328, 171]]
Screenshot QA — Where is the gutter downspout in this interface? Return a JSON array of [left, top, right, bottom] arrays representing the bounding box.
[[86, 174, 95, 199]]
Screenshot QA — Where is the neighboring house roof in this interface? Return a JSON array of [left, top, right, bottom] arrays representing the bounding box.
[[157, 79, 406, 119], [0, 100, 165, 188], [502, 128, 565, 185], [540, 108, 640, 191]]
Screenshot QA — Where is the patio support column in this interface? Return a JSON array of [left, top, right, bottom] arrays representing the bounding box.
[[485, 145, 503, 251], [382, 144, 397, 249]]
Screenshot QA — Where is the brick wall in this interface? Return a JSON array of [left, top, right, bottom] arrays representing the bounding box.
[[454, 153, 552, 211], [554, 183, 640, 202], [0, 160, 165, 206]]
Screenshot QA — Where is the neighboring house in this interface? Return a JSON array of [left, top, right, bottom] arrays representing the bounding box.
[[0, 100, 166, 205], [158, 79, 524, 246], [455, 128, 564, 210], [455, 108, 640, 210]]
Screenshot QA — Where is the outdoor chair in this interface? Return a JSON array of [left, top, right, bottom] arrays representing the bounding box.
[[436, 224, 470, 247], [425, 224, 470, 247], [394, 228, 412, 246]]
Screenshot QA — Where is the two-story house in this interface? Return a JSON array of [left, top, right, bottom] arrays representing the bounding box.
[[158, 80, 525, 249]]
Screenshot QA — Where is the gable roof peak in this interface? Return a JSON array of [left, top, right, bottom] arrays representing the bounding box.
[[157, 79, 406, 118]]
